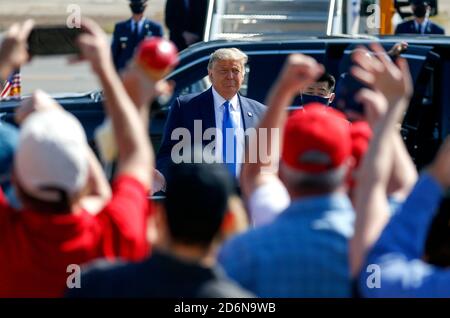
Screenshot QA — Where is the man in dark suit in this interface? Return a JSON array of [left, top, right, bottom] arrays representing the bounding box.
[[165, 0, 208, 51], [395, 0, 444, 35], [155, 48, 266, 191], [111, 0, 163, 72]]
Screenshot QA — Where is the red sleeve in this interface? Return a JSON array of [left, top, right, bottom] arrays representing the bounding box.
[[0, 188, 13, 231], [0, 188, 7, 205], [96, 175, 152, 260]]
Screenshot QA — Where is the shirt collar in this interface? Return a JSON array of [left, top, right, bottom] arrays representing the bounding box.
[[283, 192, 353, 218], [131, 17, 145, 27], [414, 19, 429, 29], [211, 86, 239, 112]]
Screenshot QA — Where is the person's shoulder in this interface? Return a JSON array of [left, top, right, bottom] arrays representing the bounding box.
[[66, 260, 140, 298], [240, 95, 266, 112], [198, 277, 256, 298], [178, 89, 212, 105], [114, 19, 130, 29], [430, 21, 445, 34], [240, 96, 267, 120], [220, 221, 277, 256], [399, 19, 414, 26], [144, 18, 163, 29], [395, 19, 413, 30]]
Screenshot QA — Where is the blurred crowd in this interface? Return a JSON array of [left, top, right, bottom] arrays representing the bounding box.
[[0, 0, 449, 299]]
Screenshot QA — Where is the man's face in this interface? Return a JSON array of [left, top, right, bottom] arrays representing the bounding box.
[[208, 59, 245, 100], [412, 3, 430, 18], [301, 81, 335, 106]]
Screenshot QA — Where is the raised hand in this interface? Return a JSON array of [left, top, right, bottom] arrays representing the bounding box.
[[355, 88, 388, 129], [0, 19, 34, 79], [275, 53, 324, 96], [15, 89, 63, 124], [351, 43, 413, 106], [74, 19, 112, 75]]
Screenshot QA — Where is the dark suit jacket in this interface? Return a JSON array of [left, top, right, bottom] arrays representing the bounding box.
[[111, 18, 163, 72], [156, 88, 266, 178], [66, 251, 254, 298], [395, 19, 445, 35], [165, 0, 208, 51]]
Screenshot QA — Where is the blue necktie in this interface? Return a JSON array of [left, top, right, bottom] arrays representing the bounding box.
[[222, 101, 236, 177], [133, 21, 139, 44]]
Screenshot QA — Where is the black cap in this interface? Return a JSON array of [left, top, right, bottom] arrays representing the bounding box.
[[129, 0, 147, 3], [164, 158, 236, 246]]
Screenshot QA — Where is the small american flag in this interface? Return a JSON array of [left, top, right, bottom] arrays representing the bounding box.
[[0, 70, 21, 100]]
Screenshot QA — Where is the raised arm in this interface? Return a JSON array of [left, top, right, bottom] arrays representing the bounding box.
[[77, 19, 153, 190], [349, 43, 413, 277], [360, 139, 450, 297], [0, 20, 33, 81], [240, 54, 324, 198]]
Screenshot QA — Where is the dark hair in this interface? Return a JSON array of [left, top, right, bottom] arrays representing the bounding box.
[[164, 161, 235, 247], [317, 73, 336, 92], [15, 183, 72, 214], [424, 195, 450, 267]]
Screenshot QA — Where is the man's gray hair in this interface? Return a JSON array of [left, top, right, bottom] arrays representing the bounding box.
[[279, 162, 348, 193], [207, 48, 248, 71]]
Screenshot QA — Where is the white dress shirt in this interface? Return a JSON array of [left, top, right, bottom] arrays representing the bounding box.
[[414, 19, 429, 34], [130, 17, 145, 35], [211, 87, 245, 177]]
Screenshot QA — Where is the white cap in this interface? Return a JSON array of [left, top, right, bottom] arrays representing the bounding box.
[[15, 109, 89, 202]]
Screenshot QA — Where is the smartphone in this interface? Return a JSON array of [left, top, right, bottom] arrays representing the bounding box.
[[334, 71, 366, 115], [335, 49, 401, 116], [27, 26, 83, 56]]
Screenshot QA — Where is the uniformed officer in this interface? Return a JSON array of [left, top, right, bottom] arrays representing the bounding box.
[[395, 0, 445, 35], [111, 0, 163, 72]]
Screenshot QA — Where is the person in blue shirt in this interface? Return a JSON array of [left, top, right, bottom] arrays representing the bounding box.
[[111, 0, 163, 72], [218, 54, 356, 297], [395, 0, 445, 35], [348, 42, 450, 297], [360, 157, 450, 297]]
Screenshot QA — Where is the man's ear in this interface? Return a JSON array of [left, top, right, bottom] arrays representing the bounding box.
[[329, 92, 336, 103], [208, 69, 213, 82]]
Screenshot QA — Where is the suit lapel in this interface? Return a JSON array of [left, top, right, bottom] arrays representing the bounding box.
[[238, 94, 257, 130], [200, 87, 216, 131], [411, 21, 418, 34], [125, 18, 132, 35], [424, 21, 431, 34]]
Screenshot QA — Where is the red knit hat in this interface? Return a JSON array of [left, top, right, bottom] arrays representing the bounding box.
[[282, 103, 352, 173]]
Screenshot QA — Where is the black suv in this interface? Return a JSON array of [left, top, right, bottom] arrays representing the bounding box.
[[2, 35, 450, 169]]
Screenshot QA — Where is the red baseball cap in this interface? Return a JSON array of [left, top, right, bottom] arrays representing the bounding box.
[[281, 103, 352, 173]]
